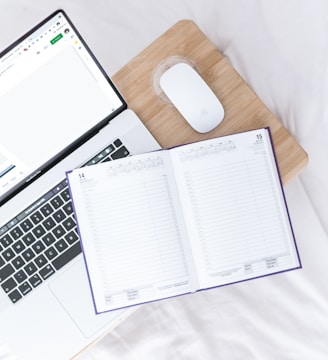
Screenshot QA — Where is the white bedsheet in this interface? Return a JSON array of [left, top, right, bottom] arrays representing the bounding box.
[[1, 1, 328, 359]]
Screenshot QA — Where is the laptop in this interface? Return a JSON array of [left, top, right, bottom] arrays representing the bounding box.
[[0, 9, 161, 359]]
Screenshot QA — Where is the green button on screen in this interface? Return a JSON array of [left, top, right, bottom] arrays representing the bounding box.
[[50, 33, 63, 45]]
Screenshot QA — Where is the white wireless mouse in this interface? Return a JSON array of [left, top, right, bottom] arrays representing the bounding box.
[[159, 63, 224, 133]]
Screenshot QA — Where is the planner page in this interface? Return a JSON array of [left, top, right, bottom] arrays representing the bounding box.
[[169, 129, 301, 289], [67, 152, 197, 313]]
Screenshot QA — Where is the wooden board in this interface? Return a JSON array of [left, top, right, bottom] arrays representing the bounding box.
[[112, 20, 308, 184]]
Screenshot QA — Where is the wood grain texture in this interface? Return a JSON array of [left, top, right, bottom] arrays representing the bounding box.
[[112, 20, 308, 184]]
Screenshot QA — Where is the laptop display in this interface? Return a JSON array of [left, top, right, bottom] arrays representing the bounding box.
[[0, 11, 125, 204]]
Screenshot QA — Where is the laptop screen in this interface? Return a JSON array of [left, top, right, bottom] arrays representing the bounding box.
[[0, 10, 125, 204]]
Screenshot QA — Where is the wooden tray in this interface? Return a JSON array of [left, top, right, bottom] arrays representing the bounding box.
[[112, 20, 308, 184]]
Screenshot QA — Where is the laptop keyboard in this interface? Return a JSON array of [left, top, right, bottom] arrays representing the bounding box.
[[0, 138, 130, 304]]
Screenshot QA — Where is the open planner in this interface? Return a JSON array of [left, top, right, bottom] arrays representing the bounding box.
[[67, 128, 301, 313]]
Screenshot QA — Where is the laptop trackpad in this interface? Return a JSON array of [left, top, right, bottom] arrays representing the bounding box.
[[49, 258, 127, 338]]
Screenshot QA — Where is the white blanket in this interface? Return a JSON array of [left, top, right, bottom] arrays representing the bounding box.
[[1, 1, 328, 359]]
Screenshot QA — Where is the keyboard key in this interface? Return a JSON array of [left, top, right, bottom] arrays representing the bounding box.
[[12, 256, 25, 270], [1, 277, 17, 293], [42, 217, 56, 231], [111, 146, 130, 160], [12, 240, 26, 254], [113, 138, 122, 147], [60, 189, 71, 202], [50, 196, 63, 209], [0, 263, 15, 282], [39, 203, 54, 217], [54, 239, 68, 253], [20, 219, 33, 232], [8, 289, 22, 303], [19, 281, 32, 296], [64, 230, 79, 245], [62, 217, 75, 231], [22, 248, 36, 262], [32, 240, 45, 254], [10, 226, 23, 240], [14, 270, 27, 284], [42, 233, 56, 246], [53, 225, 65, 239], [24, 262, 37, 276], [30, 211, 44, 225], [22, 232, 36, 246], [44, 246, 58, 260], [0, 255, 5, 268], [0, 234, 13, 248], [29, 274, 42, 288], [32, 225, 46, 239], [53, 209, 66, 223], [2, 248, 15, 261], [39, 264, 55, 280], [62, 202, 73, 216], [35, 254, 47, 268], [52, 242, 81, 270]]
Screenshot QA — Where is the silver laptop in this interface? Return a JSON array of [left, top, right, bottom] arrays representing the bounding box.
[[0, 9, 160, 359]]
